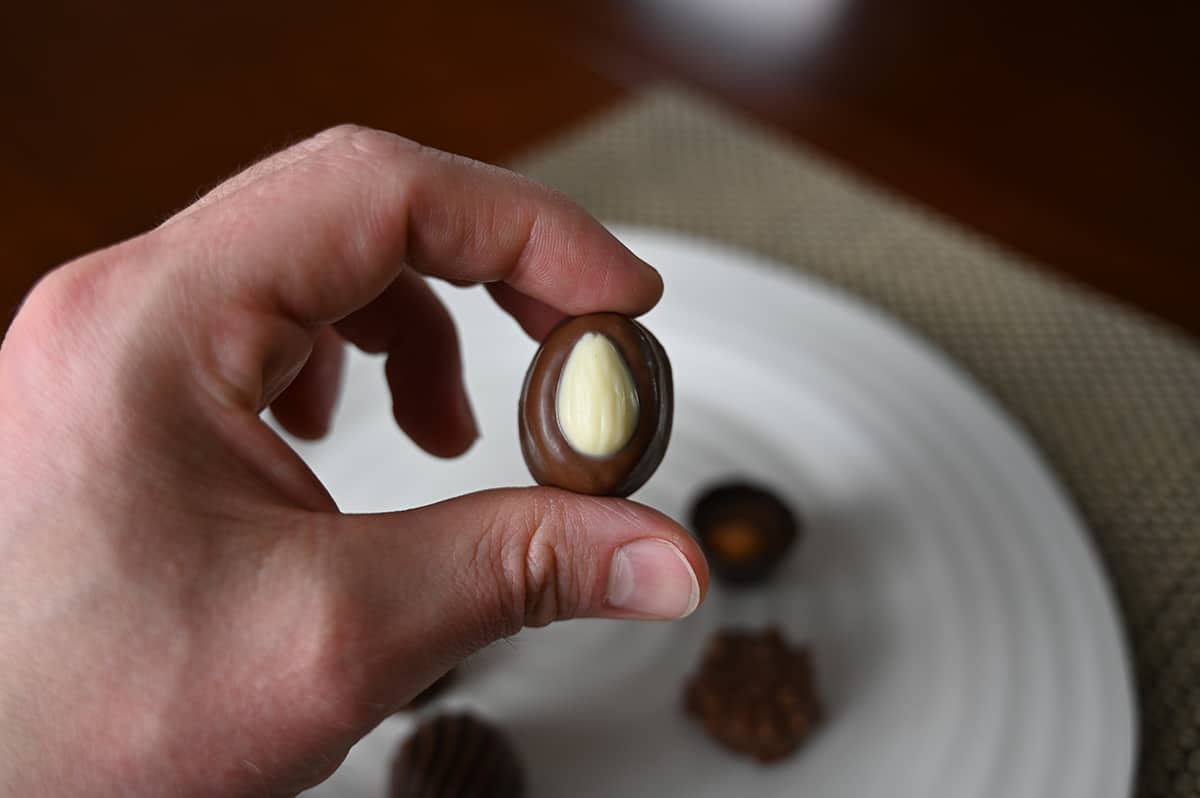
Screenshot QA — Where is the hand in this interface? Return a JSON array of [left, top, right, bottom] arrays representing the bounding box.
[[0, 126, 707, 796]]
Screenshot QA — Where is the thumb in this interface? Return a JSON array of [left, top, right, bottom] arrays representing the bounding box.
[[323, 487, 707, 674]]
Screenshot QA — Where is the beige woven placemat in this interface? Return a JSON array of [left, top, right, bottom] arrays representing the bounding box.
[[512, 86, 1200, 797]]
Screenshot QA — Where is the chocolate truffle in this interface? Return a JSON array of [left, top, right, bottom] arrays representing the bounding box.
[[519, 313, 673, 497], [684, 627, 822, 763], [391, 713, 525, 798], [689, 482, 799, 586]]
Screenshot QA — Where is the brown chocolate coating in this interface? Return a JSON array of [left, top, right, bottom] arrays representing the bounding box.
[[390, 713, 525, 798], [519, 313, 673, 497], [690, 482, 800, 586], [684, 627, 822, 764]]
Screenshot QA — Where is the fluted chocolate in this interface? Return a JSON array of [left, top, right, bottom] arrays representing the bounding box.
[[390, 713, 524, 798], [519, 313, 673, 497]]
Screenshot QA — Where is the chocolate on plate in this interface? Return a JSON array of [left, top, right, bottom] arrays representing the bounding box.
[[391, 713, 525, 798], [519, 313, 673, 497], [689, 481, 800, 586], [684, 627, 822, 764]]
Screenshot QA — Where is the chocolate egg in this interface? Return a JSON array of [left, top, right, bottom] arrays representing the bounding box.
[[390, 713, 525, 798], [519, 313, 673, 497]]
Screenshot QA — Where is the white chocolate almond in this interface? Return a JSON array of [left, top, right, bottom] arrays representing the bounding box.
[[555, 332, 639, 457]]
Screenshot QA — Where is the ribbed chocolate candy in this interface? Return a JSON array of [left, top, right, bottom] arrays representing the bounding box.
[[684, 627, 822, 763], [390, 713, 525, 798]]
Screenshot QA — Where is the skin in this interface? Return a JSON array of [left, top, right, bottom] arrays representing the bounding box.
[[0, 126, 708, 797]]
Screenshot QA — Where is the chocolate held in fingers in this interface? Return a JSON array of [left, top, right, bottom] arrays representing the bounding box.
[[518, 313, 673, 497]]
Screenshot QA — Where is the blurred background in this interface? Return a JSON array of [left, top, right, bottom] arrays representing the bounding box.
[[2, 0, 1197, 336]]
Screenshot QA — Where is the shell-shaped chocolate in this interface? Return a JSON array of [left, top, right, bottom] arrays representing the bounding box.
[[519, 313, 673, 497], [390, 713, 524, 798]]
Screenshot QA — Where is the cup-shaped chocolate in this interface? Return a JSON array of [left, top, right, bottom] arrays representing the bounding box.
[[519, 313, 673, 497], [689, 482, 800, 586]]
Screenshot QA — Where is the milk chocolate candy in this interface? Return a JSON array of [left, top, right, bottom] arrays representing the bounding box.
[[684, 627, 822, 763], [390, 713, 525, 798], [689, 482, 800, 586], [519, 313, 673, 497]]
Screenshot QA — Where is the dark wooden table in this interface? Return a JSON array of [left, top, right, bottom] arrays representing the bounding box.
[[4, 1, 1197, 336]]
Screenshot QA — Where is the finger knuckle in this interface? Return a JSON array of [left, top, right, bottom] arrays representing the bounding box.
[[6, 250, 130, 368], [20, 259, 102, 327], [312, 124, 420, 167], [486, 490, 588, 633], [309, 122, 373, 150], [299, 615, 380, 734], [290, 541, 381, 731]]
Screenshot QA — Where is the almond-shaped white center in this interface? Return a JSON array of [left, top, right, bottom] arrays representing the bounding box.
[[556, 332, 640, 457]]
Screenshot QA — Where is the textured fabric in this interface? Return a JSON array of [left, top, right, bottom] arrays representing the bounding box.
[[512, 86, 1200, 797]]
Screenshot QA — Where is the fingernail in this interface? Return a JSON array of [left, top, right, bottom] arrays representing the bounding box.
[[606, 539, 700, 619]]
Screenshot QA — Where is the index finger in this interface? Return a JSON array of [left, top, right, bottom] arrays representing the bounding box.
[[158, 125, 663, 329]]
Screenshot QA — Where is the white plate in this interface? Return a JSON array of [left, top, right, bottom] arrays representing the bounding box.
[[295, 227, 1136, 798]]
